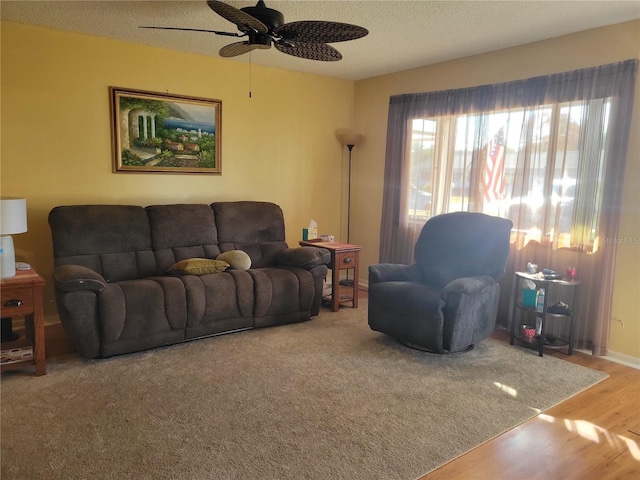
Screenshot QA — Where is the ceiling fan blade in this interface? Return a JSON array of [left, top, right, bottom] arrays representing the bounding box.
[[219, 41, 270, 58], [276, 21, 368, 44], [207, 0, 268, 34], [139, 26, 243, 38], [275, 42, 342, 61]]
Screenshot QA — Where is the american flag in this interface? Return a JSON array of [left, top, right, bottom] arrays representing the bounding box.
[[483, 127, 506, 203]]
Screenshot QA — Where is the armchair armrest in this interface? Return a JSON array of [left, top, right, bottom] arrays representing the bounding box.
[[52, 264, 107, 293], [369, 263, 423, 284], [275, 246, 330, 270]]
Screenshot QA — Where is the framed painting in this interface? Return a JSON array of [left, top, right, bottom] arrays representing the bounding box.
[[110, 87, 222, 174]]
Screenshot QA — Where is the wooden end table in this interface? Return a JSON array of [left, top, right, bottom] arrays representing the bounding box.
[[1, 268, 46, 376], [300, 241, 362, 312]]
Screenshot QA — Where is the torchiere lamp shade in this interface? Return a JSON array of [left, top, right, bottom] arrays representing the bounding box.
[[338, 133, 363, 148]]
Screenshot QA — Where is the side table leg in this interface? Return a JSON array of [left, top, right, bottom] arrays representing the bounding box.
[[352, 258, 359, 309], [331, 263, 340, 312], [568, 285, 580, 356], [33, 287, 46, 376]]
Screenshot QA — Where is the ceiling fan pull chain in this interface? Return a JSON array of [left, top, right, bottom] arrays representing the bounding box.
[[249, 51, 252, 98]]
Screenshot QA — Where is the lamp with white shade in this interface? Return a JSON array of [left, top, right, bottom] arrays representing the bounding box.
[[1, 197, 28, 279]]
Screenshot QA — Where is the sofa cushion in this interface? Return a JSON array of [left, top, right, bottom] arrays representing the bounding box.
[[168, 258, 230, 275], [99, 277, 188, 357], [216, 250, 251, 270], [212, 202, 287, 268], [147, 204, 221, 273], [248, 267, 315, 327], [48, 205, 156, 282], [181, 271, 254, 339]]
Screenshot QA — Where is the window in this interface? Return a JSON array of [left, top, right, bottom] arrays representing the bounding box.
[[380, 60, 637, 355], [408, 99, 610, 247]]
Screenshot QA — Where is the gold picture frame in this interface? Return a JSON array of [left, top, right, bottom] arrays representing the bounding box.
[[110, 87, 222, 174]]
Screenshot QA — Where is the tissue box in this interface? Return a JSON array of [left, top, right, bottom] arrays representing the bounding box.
[[522, 289, 537, 307], [302, 224, 317, 241]]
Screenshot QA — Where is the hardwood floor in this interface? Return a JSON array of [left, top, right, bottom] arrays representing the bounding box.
[[40, 294, 640, 479], [421, 330, 640, 480]]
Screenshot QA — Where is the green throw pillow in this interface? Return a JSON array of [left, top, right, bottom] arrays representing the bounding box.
[[217, 250, 252, 270], [168, 258, 229, 275]]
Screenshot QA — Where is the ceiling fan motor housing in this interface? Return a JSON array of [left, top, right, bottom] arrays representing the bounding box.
[[241, 1, 284, 31]]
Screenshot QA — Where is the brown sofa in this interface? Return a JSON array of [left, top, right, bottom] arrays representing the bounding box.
[[48, 201, 330, 358]]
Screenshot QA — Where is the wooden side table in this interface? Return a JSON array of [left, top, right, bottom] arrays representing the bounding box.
[[1, 268, 46, 376], [300, 241, 362, 312]]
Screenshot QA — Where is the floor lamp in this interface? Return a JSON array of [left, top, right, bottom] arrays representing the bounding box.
[[338, 133, 363, 286]]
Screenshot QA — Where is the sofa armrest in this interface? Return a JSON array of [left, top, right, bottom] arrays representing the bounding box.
[[52, 264, 107, 293], [368, 263, 423, 285], [275, 246, 330, 270]]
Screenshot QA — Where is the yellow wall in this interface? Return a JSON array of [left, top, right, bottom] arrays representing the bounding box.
[[1, 22, 355, 318], [351, 20, 640, 359]]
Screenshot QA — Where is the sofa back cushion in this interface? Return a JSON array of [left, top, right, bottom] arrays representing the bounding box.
[[48, 205, 157, 282], [211, 201, 287, 268], [146, 204, 221, 273]]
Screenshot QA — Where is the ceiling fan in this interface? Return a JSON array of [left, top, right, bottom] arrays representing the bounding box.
[[141, 0, 369, 61]]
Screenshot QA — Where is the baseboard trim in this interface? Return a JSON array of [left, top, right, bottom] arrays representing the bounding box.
[[603, 350, 640, 370], [578, 347, 640, 370]]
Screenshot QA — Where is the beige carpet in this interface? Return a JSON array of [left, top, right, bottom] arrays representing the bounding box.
[[1, 305, 607, 480]]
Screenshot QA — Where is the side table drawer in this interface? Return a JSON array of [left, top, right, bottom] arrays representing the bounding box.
[[0, 286, 34, 317], [336, 252, 356, 268]]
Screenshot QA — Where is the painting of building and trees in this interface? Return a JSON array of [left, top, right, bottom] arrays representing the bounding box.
[[113, 89, 221, 174]]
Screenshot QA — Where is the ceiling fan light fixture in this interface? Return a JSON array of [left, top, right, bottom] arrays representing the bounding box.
[[249, 32, 271, 47]]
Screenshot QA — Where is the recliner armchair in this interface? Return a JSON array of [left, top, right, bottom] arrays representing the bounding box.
[[368, 212, 513, 353]]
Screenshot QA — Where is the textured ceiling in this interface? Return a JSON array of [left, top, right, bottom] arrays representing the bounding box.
[[1, 0, 639, 80]]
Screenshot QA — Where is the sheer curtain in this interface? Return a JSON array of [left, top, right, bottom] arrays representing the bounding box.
[[379, 60, 637, 355]]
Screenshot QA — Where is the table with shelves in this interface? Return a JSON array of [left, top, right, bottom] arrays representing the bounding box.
[[1, 268, 46, 376], [510, 271, 581, 357], [299, 240, 361, 312]]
